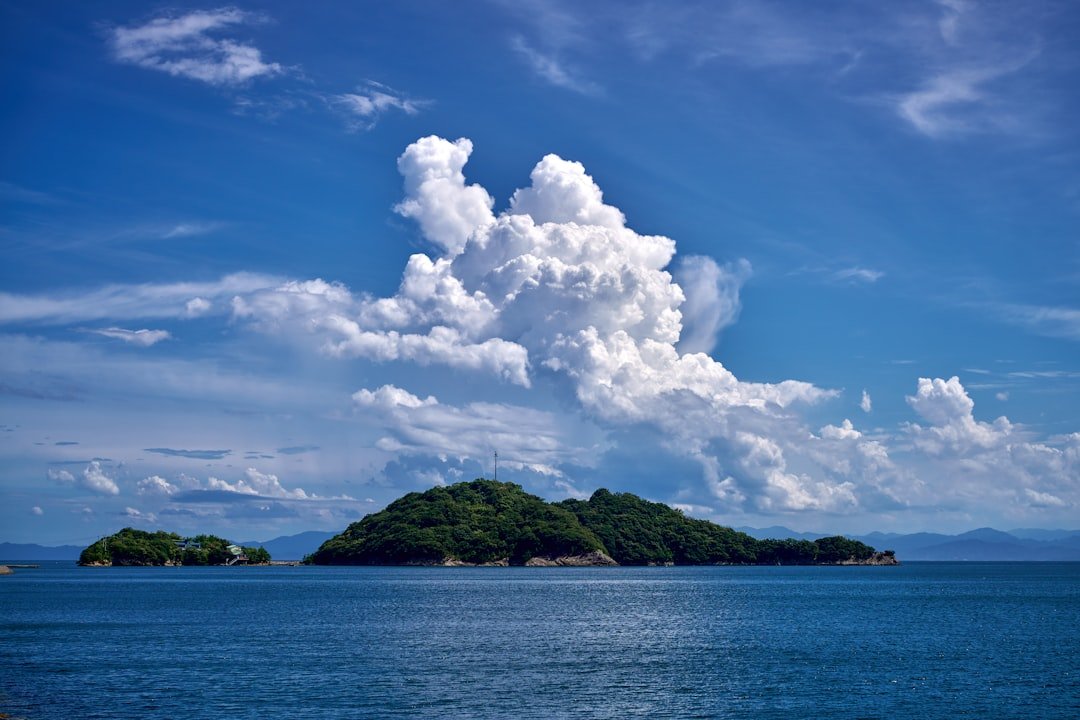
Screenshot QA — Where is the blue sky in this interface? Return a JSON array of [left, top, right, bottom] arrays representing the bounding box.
[[2, 0, 1078, 545]]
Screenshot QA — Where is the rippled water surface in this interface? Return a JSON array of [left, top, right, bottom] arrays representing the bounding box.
[[2, 563, 1077, 719]]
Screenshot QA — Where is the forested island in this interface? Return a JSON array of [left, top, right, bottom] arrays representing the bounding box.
[[78, 528, 271, 566], [309, 480, 897, 566]]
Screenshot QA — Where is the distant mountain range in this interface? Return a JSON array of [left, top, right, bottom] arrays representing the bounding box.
[[0, 543, 85, 561], [236, 531, 337, 560], [735, 527, 1080, 561], [5, 527, 1079, 562]]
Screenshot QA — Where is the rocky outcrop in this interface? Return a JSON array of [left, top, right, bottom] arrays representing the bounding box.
[[404, 552, 618, 567], [838, 552, 899, 566], [0, 565, 12, 575], [432, 557, 509, 567], [524, 550, 619, 567]]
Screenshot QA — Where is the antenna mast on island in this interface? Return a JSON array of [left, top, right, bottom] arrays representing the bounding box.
[[494, 450, 498, 481]]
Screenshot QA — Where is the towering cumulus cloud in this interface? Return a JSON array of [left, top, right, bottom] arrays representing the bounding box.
[[226, 137, 1080, 521], [234, 136, 878, 513]]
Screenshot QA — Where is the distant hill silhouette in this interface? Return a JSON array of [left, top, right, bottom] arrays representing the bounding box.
[[238, 531, 336, 560], [0, 542, 83, 561]]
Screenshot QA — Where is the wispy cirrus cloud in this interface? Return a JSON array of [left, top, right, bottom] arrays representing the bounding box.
[[107, 8, 282, 86], [532, 0, 1052, 140], [85, 327, 172, 347], [832, 267, 885, 284], [145, 448, 231, 460], [497, 0, 601, 94], [0, 272, 280, 325], [791, 265, 885, 285], [0, 181, 62, 205], [511, 36, 602, 96], [329, 81, 431, 131], [995, 303, 1080, 341], [891, 0, 1046, 138], [276, 445, 320, 455], [161, 222, 223, 239], [105, 9, 430, 132]]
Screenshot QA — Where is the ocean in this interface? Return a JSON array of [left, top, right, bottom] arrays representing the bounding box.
[[1, 562, 1077, 719]]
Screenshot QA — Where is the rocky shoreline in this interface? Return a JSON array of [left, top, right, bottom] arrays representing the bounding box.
[[838, 552, 900, 566], [378, 549, 896, 567], [401, 550, 620, 567]]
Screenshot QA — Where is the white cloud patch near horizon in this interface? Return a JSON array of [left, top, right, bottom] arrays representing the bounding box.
[[49, 462, 120, 496], [108, 8, 282, 86], [352, 384, 602, 477], [138, 468, 352, 502], [902, 376, 1077, 515]]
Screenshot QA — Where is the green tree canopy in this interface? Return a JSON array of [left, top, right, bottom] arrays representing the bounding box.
[[78, 528, 271, 566], [309, 480, 889, 567], [309, 480, 605, 565]]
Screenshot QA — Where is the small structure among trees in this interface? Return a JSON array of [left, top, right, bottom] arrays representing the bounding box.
[[79, 528, 271, 566]]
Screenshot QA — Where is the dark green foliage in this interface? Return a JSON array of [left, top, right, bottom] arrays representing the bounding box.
[[309, 480, 605, 565], [557, 489, 760, 565], [754, 536, 878, 565], [244, 546, 272, 564], [309, 480, 884, 566], [77, 528, 271, 566], [79, 528, 181, 566], [813, 535, 876, 563]]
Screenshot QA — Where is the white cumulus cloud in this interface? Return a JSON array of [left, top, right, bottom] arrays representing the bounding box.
[[231, 136, 847, 512], [674, 256, 751, 354], [393, 136, 496, 256], [83, 461, 121, 495], [48, 463, 120, 495], [902, 377, 1079, 517], [906, 376, 1012, 454], [138, 475, 178, 496], [206, 468, 310, 499]]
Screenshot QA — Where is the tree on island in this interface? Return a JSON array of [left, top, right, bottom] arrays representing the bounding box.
[[79, 528, 271, 566]]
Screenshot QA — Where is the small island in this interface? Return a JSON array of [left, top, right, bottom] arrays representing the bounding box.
[[308, 479, 897, 567], [79, 528, 271, 566]]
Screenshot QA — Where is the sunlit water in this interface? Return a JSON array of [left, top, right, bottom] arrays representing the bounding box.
[[1, 562, 1077, 719]]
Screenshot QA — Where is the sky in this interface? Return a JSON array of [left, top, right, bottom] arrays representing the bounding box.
[[2, 0, 1078, 546]]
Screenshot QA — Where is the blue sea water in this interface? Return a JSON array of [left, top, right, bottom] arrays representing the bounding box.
[[1, 562, 1077, 719]]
